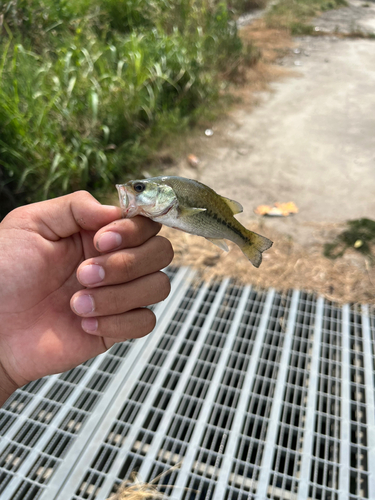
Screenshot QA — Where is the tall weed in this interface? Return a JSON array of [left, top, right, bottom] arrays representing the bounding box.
[[0, 0, 258, 214]]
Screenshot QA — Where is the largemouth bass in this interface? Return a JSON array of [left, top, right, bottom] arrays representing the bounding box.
[[116, 176, 273, 267]]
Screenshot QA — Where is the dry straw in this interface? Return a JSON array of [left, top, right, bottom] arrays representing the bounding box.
[[160, 222, 375, 305], [106, 464, 182, 500]]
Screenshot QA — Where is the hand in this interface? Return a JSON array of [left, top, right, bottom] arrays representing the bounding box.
[[0, 191, 173, 405]]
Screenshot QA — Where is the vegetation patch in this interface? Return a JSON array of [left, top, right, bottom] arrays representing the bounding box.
[[324, 218, 375, 262], [0, 0, 259, 215], [264, 0, 347, 34]]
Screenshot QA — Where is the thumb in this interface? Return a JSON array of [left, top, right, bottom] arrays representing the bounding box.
[[4, 191, 122, 240]]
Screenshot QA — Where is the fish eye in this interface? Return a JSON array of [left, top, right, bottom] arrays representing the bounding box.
[[134, 182, 145, 193]]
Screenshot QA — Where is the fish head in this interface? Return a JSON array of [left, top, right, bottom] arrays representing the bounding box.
[[116, 179, 177, 218]]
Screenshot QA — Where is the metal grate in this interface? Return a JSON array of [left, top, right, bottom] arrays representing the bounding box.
[[1, 269, 375, 500]]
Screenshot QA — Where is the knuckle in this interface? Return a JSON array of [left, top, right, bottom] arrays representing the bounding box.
[[103, 313, 128, 339], [112, 288, 126, 314], [165, 240, 174, 264], [142, 309, 157, 333], [8, 206, 25, 219], [144, 236, 174, 271], [69, 190, 96, 209], [114, 314, 126, 336], [132, 217, 160, 245], [71, 190, 92, 201], [118, 251, 134, 282], [156, 271, 171, 300], [100, 308, 157, 340], [127, 218, 151, 246], [126, 219, 143, 247], [4, 205, 35, 227]]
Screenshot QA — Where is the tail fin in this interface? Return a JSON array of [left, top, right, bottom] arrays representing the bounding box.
[[241, 231, 273, 268]]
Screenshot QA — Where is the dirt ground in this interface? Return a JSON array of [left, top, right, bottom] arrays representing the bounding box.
[[159, 1, 375, 304]]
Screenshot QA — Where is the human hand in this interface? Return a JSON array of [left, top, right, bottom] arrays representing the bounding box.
[[0, 191, 173, 405]]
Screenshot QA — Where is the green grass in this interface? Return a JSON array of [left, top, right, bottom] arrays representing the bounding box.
[[264, 0, 347, 33], [0, 0, 259, 215]]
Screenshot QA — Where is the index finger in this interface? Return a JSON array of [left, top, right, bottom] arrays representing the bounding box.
[[94, 216, 162, 253]]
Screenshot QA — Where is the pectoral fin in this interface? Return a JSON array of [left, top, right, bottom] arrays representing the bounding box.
[[221, 196, 243, 215], [206, 238, 229, 252], [179, 206, 207, 217]]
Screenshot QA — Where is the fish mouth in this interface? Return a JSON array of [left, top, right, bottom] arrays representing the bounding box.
[[116, 184, 137, 217]]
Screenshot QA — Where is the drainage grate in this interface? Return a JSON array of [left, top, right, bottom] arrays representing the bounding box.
[[1, 269, 375, 500]]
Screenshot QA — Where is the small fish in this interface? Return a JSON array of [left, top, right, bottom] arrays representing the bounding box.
[[116, 176, 273, 267]]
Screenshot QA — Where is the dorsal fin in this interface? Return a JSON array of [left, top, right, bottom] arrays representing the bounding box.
[[222, 196, 243, 215]]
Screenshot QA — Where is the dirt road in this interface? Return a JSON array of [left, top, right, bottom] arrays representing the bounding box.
[[163, 1, 375, 302]]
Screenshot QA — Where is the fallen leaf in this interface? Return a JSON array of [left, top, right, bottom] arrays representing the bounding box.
[[254, 204, 273, 215], [187, 154, 199, 168], [274, 201, 299, 215], [255, 201, 298, 217]]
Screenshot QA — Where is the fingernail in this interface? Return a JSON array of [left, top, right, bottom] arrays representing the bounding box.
[[96, 231, 122, 252], [78, 264, 105, 285], [72, 294, 94, 315], [82, 318, 98, 333]]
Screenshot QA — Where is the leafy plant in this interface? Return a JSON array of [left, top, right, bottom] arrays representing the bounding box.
[[0, 0, 258, 216], [324, 218, 375, 262]]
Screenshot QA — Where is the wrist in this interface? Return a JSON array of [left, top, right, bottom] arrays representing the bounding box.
[[0, 360, 19, 406]]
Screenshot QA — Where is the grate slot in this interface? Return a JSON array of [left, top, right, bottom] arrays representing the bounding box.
[[255, 289, 299, 499], [338, 305, 351, 500], [9, 480, 42, 500], [360, 305, 375, 498], [214, 289, 274, 500], [267, 292, 317, 498], [308, 303, 343, 500], [347, 307, 369, 499], [297, 297, 324, 499]]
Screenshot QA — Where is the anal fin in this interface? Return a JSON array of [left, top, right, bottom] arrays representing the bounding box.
[[206, 238, 229, 252]]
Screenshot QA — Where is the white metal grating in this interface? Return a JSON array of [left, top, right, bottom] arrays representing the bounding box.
[[1, 268, 375, 500]]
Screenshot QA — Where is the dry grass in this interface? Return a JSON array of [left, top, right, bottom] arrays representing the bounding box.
[[106, 464, 182, 500], [107, 482, 165, 500], [241, 19, 294, 63], [229, 19, 297, 104], [160, 223, 375, 304]]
